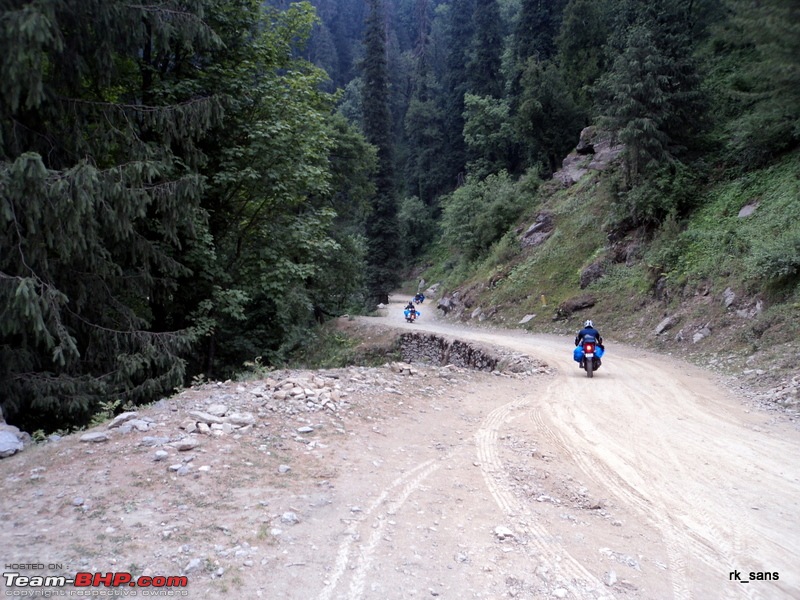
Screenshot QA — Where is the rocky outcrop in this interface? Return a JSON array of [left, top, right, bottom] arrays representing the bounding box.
[[519, 212, 555, 249], [553, 126, 624, 187]]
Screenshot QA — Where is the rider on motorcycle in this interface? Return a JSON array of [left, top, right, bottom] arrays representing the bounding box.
[[404, 301, 419, 322], [575, 320, 603, 368], [575, 319, 603, 347]]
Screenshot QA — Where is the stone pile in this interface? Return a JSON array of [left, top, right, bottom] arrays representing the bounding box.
[[753, 374, 800, 410]]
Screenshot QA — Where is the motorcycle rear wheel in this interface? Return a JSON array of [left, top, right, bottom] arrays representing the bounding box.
[[586, 358, 593, 378]]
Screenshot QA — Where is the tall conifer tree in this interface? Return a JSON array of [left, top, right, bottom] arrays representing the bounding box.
[[438, 0, 476, 188], [467, 0, 504, 99], [0, 0, 222, 429], [361, 0, 401, 305]]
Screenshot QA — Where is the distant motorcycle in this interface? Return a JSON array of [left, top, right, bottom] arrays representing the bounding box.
[[573, 335, 604, 378], [404, 308, 419, 323]]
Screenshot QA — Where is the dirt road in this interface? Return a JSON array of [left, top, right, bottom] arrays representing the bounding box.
[[1, 298, 798, 600], [321, 298, 800, 599]]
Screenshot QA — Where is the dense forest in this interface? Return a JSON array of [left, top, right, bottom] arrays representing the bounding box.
[[2, 0, 798, 432]]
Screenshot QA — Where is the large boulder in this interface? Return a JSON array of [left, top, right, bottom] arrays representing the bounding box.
[[579, 260, 606, 289], [0, 430, 24, 458], [555, 294, 597, 319]]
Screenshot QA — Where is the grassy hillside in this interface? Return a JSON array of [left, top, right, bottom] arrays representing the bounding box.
[[414, 150, 800, 388]]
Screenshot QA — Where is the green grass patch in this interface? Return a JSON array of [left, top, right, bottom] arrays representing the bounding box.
[[648, 153, 800, 296]]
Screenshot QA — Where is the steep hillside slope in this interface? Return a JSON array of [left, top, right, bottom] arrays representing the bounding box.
[[418, 141, 800, 404]]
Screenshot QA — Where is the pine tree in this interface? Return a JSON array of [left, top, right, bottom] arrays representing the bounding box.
[[595, 1, 707, 182], [1, 0, 222, 430], [403, 0, 448, 207], [555, 0, 613, 108], [438, 0, 476, 188], [513, 0, 568, 65], [711, 0, 800, 166], [361, 0, 401, 305], [467, 0, 504, 99]]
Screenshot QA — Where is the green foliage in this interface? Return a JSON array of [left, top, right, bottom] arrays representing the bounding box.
[[706, 0, 800, 168], [440, 171, 528, 261], [595, 3, 707, 181], [512, 0, 568, 65], [0, 0, 222, 432], [645, 154, 800, 293], [88, 399, 123, 428], [288, 327, 361, 369], [467, 0, 505, 99], [463, 94, 517, 178], [556, 0, 613, 107], [516, 59, 586, 175], [745, 231, 800, 284], [1, 0, 379, 431], [398, 196, 440, 255], [610, 161, 701, 228]]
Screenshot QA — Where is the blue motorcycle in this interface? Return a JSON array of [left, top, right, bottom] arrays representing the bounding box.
[[404, 308, 420, 323], [572, 335, 604, 378]]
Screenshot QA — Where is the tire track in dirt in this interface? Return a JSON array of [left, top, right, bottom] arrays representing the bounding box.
[[533, 372, 764, 600], [476, 395, 614, 599], [530, 402, 693, 600], [347, 460, 442, 598], [316, 458, 440, 600], [621, 374, 766, 600]]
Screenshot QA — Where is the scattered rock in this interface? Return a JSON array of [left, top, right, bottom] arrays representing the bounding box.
[[520, 213, 555, 248], [556, 294, 596, 319], [206, 404, 228, 417], [281, 512, 299, 525], [139, 436, 170, 447], [654, 316, 677, 335], [188, 411, 224, 425], [173, 439, 199, 451], [277, 465, 291, 474], [80, 432, 110, 443], [738, 200, 759, 217], [722, 287, 736, 308], [518, 314, 536, 324], [183, 558, 203, 574], [107, 412, 139, 429], [693, 324, 712, 344], [226, 412, 256, 427], [580, 260, 606, 289], [494, 526, 515, 541]]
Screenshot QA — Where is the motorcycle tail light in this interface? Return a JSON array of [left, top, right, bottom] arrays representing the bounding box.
[[584, 343, 595, 353]]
